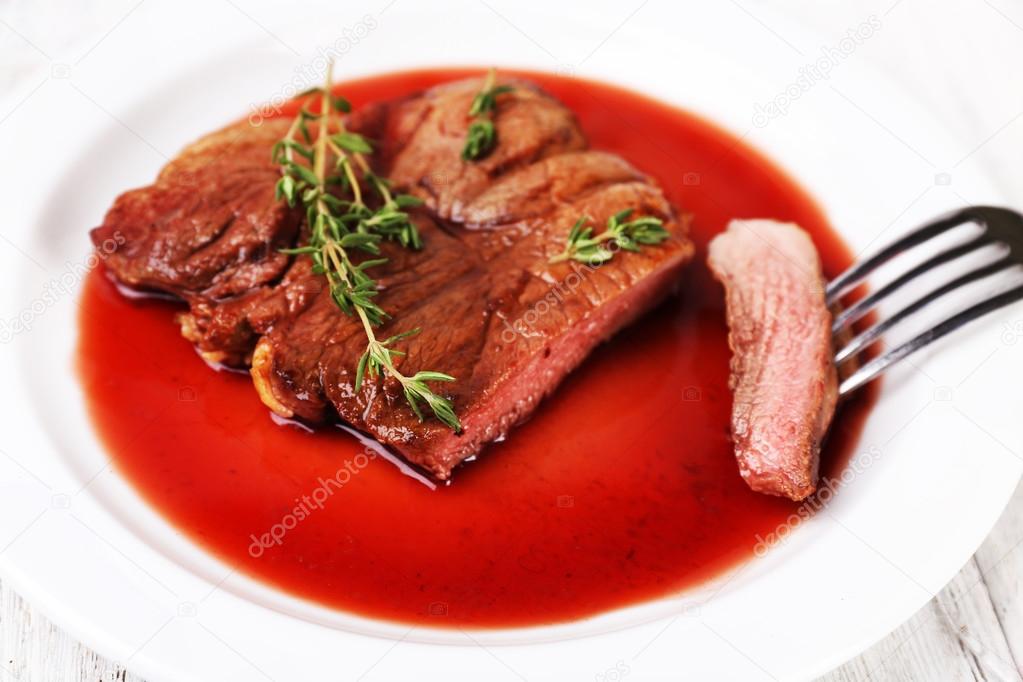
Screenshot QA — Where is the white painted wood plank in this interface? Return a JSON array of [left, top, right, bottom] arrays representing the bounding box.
[[934, 557, 1020, 681], [0, 583, 144, 682], [973, 481, 1023, 673]]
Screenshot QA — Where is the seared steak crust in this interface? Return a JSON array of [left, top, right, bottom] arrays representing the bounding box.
[[92, 76, 694, 479], [90, 118, 304, 364], [707, 219, 838, 501]]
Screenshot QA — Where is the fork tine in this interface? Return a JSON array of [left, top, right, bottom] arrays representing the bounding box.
[[826, 207, 980, 305], [835, 256, 1015, 364], [832, 234, 997, 331], [838, 282, 1023, 396]]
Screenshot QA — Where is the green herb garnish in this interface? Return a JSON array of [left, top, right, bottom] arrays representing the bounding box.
[[462, 68, 513, 161], [549, 209, 670, 265], [274, 61, 461, 432]]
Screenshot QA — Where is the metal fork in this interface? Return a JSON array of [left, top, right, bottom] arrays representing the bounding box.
[[828, 205, 1023, 396]]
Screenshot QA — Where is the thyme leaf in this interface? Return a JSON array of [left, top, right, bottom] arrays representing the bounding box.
[[461, 68, 512, 161], [274, 61, 461, 432], [549, 209, 670, 265]]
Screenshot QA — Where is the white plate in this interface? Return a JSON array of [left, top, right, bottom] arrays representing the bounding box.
[[1, 2, 1021, 680]]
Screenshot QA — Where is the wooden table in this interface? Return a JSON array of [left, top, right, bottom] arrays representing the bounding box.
[[1, 0, 1021, 679]]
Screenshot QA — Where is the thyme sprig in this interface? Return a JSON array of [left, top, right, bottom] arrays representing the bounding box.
[[462, 68, 513, 161], [549, 209, 670, 265], [274, 62, 461, 432]]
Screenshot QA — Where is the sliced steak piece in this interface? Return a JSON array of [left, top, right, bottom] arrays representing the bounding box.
[[253, 188, 691, 478], [91, 117, 304, 365], [92, 117, 300, 299], [375, 77, 587, 223], [707, 219, 838, 501]]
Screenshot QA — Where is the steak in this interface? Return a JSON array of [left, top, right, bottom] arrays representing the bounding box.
[[92, 76, 694, 479], [707, 219, 838, 501], [90, 117, 304, 365]]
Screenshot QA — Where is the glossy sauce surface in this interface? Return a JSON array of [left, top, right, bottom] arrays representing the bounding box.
[[77, 69, 876, 627]]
